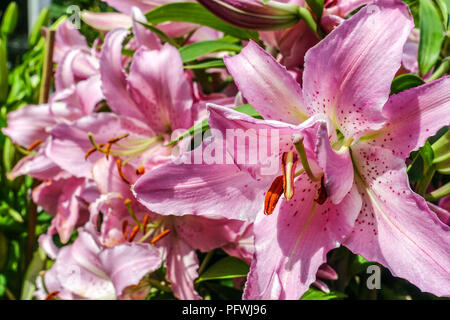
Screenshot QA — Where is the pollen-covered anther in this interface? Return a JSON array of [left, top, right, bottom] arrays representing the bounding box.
[[314, 176, 328, 205], [116, 158, 130, 184], [105, 133, 130, 159], [150, 229, 171, 245], [136, 166, 146, 175], [122, 220, 129, 240], [27, 139, 43, 152], [282, 151, 298, 201], [264, 175, 284, 215], [45, 291, 60, 300], [128, 225, 140, 242], [142, 214, 150, 234], [85, 143, 105, 160]]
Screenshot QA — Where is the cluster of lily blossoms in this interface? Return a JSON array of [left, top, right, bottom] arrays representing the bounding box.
[[2, 0, 449, 300]]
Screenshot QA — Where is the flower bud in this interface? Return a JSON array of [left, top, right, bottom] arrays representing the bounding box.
[[0, 1, 18, 37], [198, 0, 301, 30]]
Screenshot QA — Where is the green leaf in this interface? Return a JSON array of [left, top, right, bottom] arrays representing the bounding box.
[[137, 22, 179, 48], [184, 59, 226, 69], [145, 2, 258, 40], [306, 0, 324, 20], [3, 138, 15, 175], [418, 0, 445, 76], [21, 248, 46, 300], [0, 2, 18, 37], [167, 104, 262, 146], [196, 256, 249, 283], [0, 202, 23, 223], [404, 0, 421, 25], [179, 40, 241, 63], [407, 151, 425, 182], [420, 140, 434, 168], [0, 38, 8, 103], [435, 0, 450, 31], [432, 129, 450, 163], [436, 157, 450, 174], [0, 274, 5, 297], [29, 8, 50, 47], [390, 73, 425, 95], [300, 288, 347, 300]]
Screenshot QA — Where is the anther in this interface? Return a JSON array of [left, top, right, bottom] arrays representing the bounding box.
[[116, 158, 130, 184], [122, 220, 129, 240], [85, 143, 105, 160], [314, 176, 328, 205], [27, 139, 43, 151], [45, 291, 60, 300], [128, 225, 140, 242], [142, 214, 150, 234], [282, 151, 298, 201], [136, 166, 145, 175], [150, 229, 171, 245], [264, 175, 284, 215]]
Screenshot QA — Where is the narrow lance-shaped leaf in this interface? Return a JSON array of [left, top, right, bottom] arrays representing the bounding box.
[[145, 2, 259, 40], [390, 74, 425, 95], [418, 0, 445, 75], [196, 256, 249, 283], [179, 40, 242, 62]]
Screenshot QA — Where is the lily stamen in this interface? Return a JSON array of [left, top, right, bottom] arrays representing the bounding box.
[[124, 198, 142, 228], [264, 175, 284, 215], [292, 134, 322, 182], [136, 166, 146, 175], [116, 158, 130, 184], [314, 176, 328, 205], [142, 214, 150, 234], [128, 225, 140, 242], [45, 291, 60, 300], [150, 229, 171, 245], [85, 143, 105, 160], [27, 139, 43, 151], [122, 220, 128, 240]]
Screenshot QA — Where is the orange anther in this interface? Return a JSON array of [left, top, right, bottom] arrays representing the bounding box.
[[150, 229, 171, 245], [128, 225, 140, 242], [27, 139, 43, 151], [264, 175, 284, 215], [116, 158, 130, 184]]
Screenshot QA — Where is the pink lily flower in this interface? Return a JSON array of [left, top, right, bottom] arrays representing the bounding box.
[[133, 0, 450, 299], [35, 228, 162, 300]]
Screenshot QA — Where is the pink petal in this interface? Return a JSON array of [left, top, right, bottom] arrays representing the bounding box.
[[53, 20, 87, 64], [368, 76, 450, 160], [174, 215, 249, 252], [8, 149, 65, 181], [99, 242, 162, 297], [303, 0, 413, 139], [345, 144, 450, 297], [80, 11, 132, 31], [165, 235, 202, 300], [100, 29, 143, 120], [47, 113, 153, 178], [244, 176, 361, 299], [131, 6, 162, 50], [102, 0, 159, 15], [224, 40, 308, 123], [127, 44, 193, 133]]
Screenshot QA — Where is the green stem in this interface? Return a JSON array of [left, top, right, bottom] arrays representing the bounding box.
[[293, 135, 322, 181], [197, 250, 214, 276], [426, 182, 450, 201], [416, 167, 435, 196], [427, 58, 450, 82]]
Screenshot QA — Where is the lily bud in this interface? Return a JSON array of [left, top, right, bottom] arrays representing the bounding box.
[[198, 0, 301, 30]]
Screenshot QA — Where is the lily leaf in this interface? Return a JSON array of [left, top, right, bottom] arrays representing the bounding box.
[[390, 74, 425, 95], [300, 288, 347, 300], [418, 0, 445, 76], [306, 0, 324, 20], [179, 40, 241, 62], [145, 2, 259, 40], [184, 59, 226, 69], [196, 256, 249, 283]]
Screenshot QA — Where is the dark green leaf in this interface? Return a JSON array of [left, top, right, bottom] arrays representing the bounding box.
[[179, 40, 241, 62], [306, 0, 324, 20], [184, 59, 226, 69], [418, 0, 445, 75], [420, 140, 434, 168], [390, 74, 425, 95], [145, 2, 258, 40], [196, 256, 249, 283], [300, 288, 347, 300], [0, 2, 18, 37]]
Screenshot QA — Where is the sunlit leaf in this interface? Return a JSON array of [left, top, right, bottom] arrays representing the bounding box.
[[196, 256, 249, 283]]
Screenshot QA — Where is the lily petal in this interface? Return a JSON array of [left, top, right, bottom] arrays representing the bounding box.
[[224, 40, 308, 123], [303, 0, 413, 139], [345, 144, 450, 297], [244, 175, 361, 299], [368, 76, 450, 160]]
